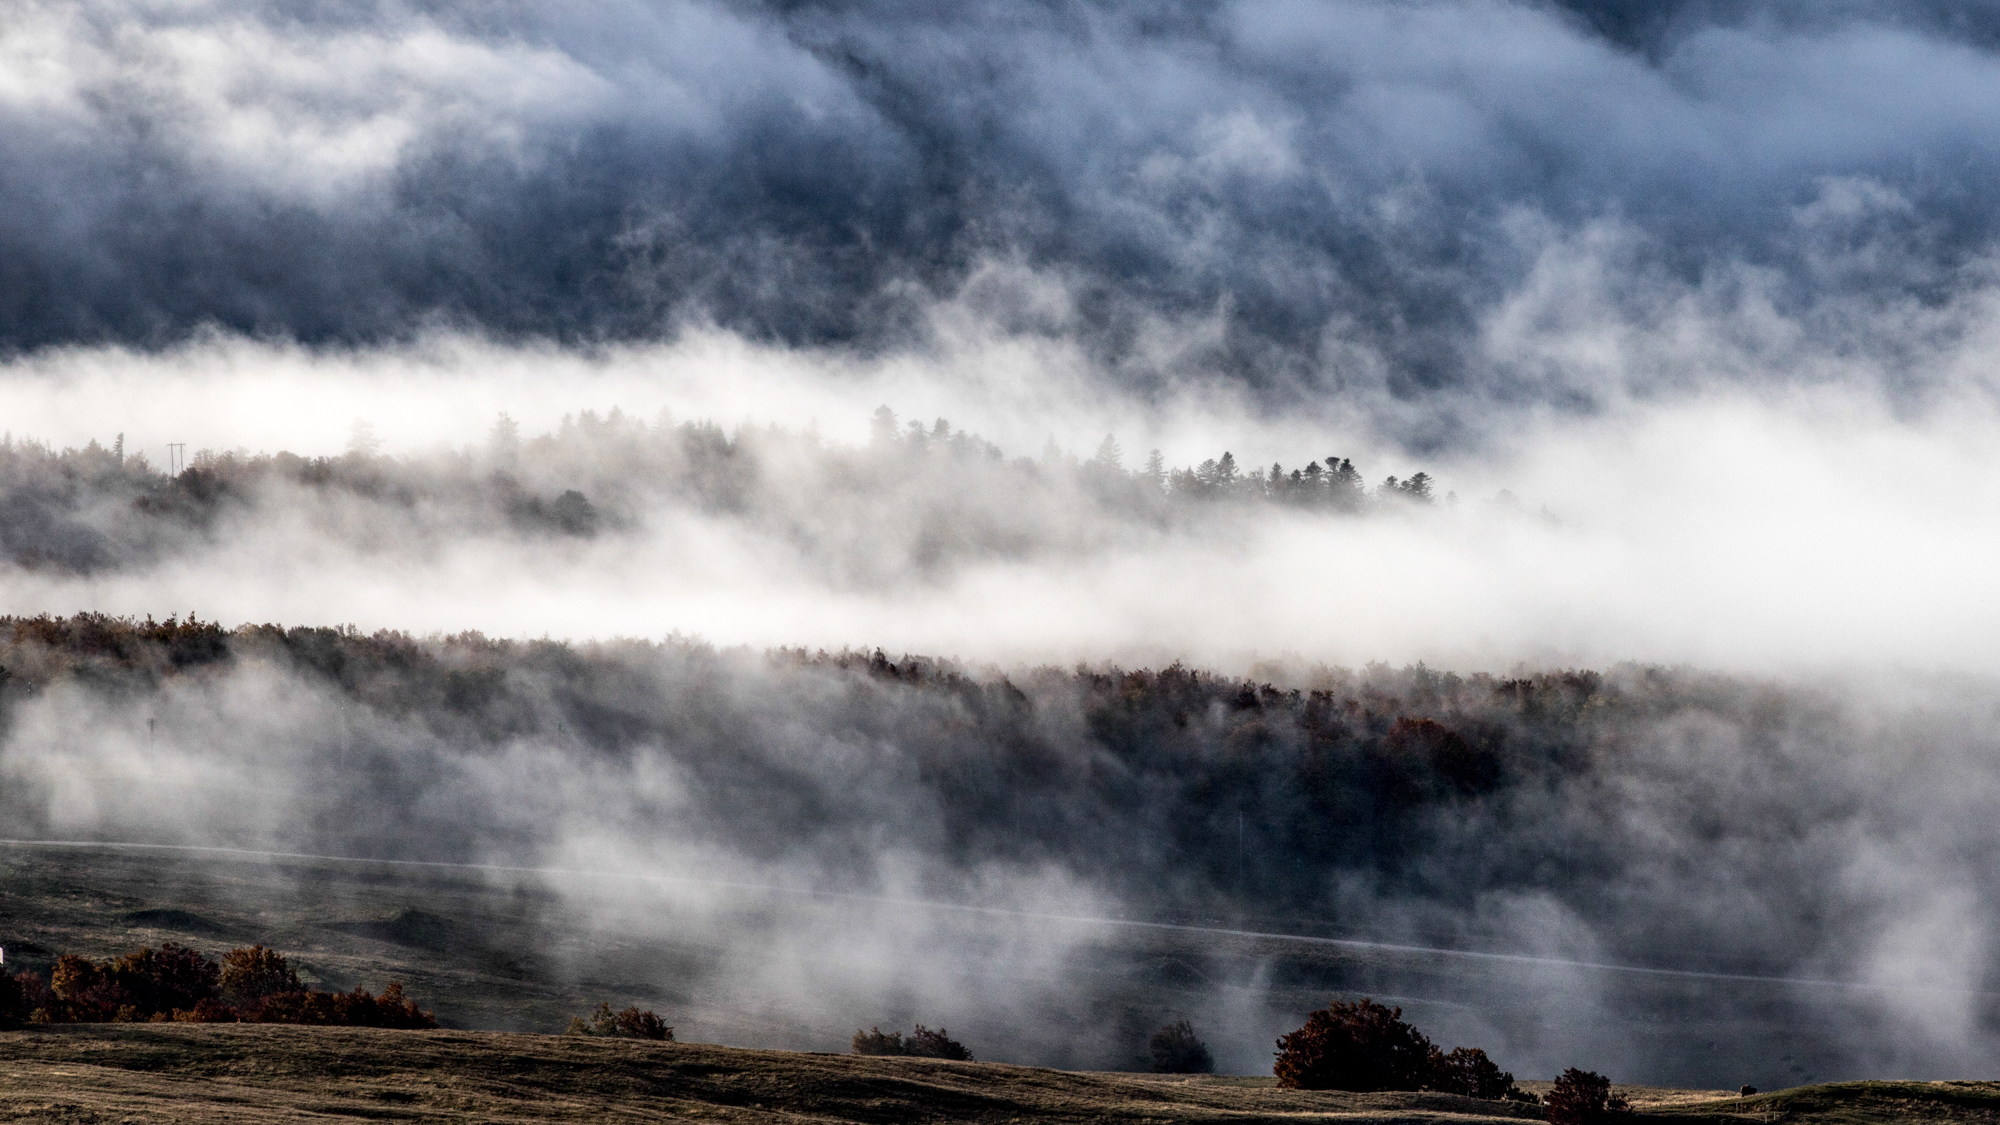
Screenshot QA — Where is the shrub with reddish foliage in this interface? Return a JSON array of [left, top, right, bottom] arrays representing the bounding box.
[[243, 982, 436, 1029], [1274, 998, 1436, 1091], [49, 954, 136, 1022], [12, 942, 434, 1029], [1544, 1068, 1630, 1125], [1274, 998, 1521, 1099], [219, 945, 300, 1005], [114, 943, 221, 1015], [169, 998, 240, 1023], [1429, 1046, 1517, 1099], [565, 1002, 673, 1041]]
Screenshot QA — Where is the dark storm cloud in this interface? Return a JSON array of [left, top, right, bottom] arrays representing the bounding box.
[[7, 0, 2000, 417]]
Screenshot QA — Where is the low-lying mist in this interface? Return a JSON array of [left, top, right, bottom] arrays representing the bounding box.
[[3, 616, 1998, 1082], [3, 335, 2000, 673]]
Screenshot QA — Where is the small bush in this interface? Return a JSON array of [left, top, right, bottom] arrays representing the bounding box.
[[1429, 1046, 1518, 1100], [1149, 1019, 1215, 1074], [219, 946, 300, 1004], [905, 1025, 973, 1061], [1273, 998, 1520, 1098], [49, 953, 134, 1022], [112, 943, 221, 1015], [566, 1002, 673, 1041], [851, 1027, 905, 1055], [851, 1024, 973, 1060], [1274, 998, 1435, 1091], [1544, 1068, 1630, 1125]]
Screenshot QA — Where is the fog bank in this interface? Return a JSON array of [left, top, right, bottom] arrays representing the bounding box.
[[2, 339, 1997, 674], [4, 622, 2000, 1081]]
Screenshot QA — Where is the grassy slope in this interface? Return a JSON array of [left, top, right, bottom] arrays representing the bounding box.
[[0, 1025, 1541, 1124], [0, 1026, 1989, 1125], [1647, 1082, 2000, 1125]]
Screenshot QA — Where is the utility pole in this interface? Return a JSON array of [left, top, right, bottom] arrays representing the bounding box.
[[167, 443, 187, 476]]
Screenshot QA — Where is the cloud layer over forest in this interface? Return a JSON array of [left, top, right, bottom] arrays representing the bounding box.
[[7, 618, 2000, 1081], [2, 383, 1999, 675]]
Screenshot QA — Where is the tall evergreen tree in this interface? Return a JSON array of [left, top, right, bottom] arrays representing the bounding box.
[[1091, 434, 1123, 472], [869, 406, 898, 451]]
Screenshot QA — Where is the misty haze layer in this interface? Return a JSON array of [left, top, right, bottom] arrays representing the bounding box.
[[8, 0, 2000, 433], [5, 382, 2000, 674], [0, 406, 1418, 582], [3, 617, 1998, 1079]]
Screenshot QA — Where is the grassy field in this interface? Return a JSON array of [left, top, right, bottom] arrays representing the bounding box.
[[0, 1024, 1992, 1124], [0, 843, 1875, 1084]]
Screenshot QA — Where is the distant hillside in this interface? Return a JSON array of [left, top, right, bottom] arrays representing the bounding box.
[[0, 413, 1437, 580]]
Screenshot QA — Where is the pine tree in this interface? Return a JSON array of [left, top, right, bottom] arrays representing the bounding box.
[[870, 406, 898, 451], [1092, 434, 1123, 472]]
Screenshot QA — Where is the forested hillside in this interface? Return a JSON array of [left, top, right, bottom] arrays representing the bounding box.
[[0, 411, 1446, 579], [0, 611, 1979, 1000]]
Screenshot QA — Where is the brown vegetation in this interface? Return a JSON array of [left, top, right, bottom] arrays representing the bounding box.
[[1546, 1068, 1632, 1125], [0, 1024, 1558, 1125], [0, 1023, 1978, 1125], [851, 1023, 974, 1060], [1150, 1019, 1215, 1074], [1273, 998, 1522, 1100], [220, 944, 302, 1004], [1, 941, 435, 1029], [567, 1002, 673, 1040]]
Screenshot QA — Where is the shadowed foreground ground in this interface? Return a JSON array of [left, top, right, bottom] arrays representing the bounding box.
[[0, 1026, 1993, 1124]]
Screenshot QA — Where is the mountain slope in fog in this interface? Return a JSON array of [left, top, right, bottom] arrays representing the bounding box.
[[3, 614, 1994, 1001], [0, 412, 1441, 581]]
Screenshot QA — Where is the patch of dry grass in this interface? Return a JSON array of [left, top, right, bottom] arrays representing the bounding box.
[[0, 1024, 1547, 1124], [1, 1026, 1993, 1124]]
